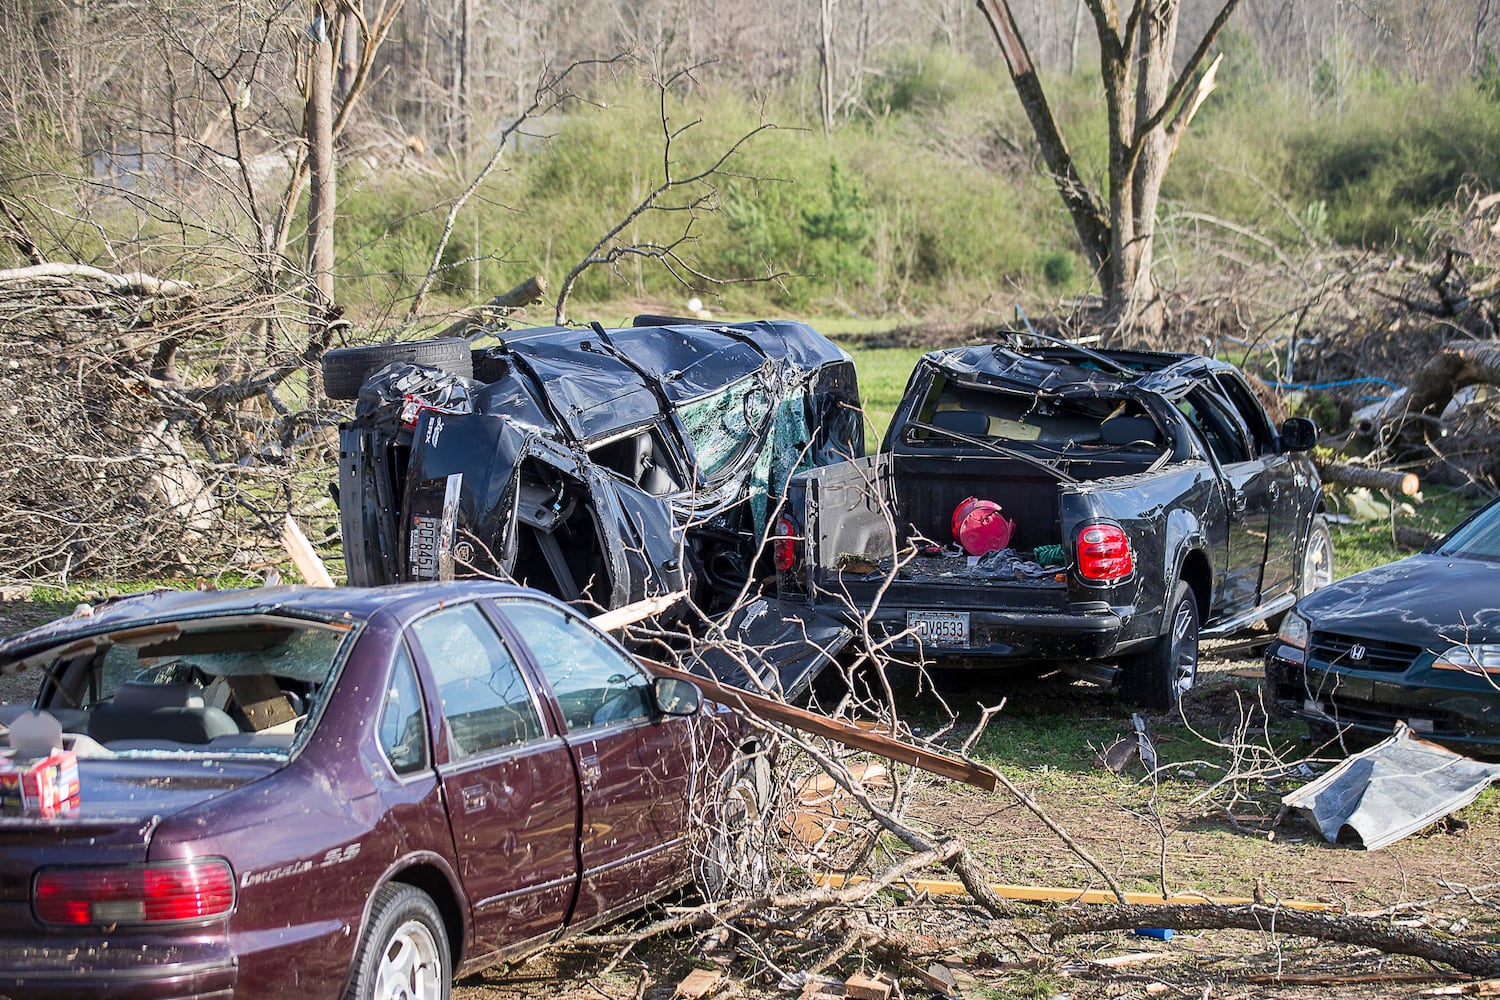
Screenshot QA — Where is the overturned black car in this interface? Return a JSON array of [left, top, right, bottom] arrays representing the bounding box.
[[325, 316, 864, 687]]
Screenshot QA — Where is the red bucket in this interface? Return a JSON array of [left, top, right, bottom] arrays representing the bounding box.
[[951, 497, 1015, 556]]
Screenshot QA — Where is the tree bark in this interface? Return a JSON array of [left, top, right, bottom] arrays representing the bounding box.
[[1406, 341, 1500, 416], [1316, 460, 1421, 497], [1051, 903, 1500, 978], [337, 0, 361, 101]]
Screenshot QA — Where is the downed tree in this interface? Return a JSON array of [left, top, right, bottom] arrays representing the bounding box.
[[1051, 903, 1500, 979], [1316, 459, 1421, 497]]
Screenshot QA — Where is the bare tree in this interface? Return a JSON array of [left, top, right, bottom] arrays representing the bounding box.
[[976, 0, 1239, 336]]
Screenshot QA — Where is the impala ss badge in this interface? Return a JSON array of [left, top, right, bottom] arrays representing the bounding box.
[[1349, 643, 1368, 661]]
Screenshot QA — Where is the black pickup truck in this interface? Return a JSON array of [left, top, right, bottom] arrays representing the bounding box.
[[773, 337, 1333, 708]]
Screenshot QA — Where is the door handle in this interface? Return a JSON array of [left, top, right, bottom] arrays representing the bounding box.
[[461, 784, 486, 813], [579, 753, 601, 790]]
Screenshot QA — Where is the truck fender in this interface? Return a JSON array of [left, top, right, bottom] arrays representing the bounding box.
[[1163, 507, 1212, 627]]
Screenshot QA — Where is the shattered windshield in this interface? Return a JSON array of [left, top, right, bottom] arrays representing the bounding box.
[[21, 615, 353, 759], [678, 372, 774, 482]]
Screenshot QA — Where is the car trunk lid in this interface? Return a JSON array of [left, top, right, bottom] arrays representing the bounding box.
[[0, 758, 273, 929]]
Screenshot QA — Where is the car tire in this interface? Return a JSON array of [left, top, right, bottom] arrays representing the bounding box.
[[343, 883, 451, 1000], [322, 338, 474, 400], [1299, 514, 1335, 597], [696, 748, 774, 901], [1123, 582, 1200, 712]]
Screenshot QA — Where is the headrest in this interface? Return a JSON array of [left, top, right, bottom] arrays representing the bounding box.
[[930, 409, 989, 437], [1100, 415, 1159, 446], [112, 681, 205, 710]]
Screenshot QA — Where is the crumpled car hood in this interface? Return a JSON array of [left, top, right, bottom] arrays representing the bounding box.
[[1297, 553, 1499, 646]]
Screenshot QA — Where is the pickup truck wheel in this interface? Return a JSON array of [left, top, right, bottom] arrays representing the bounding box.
[[322, 338, 474, 400], [696, 750, 774, 901], [1299, 515, 1335, 596], [1125, 583, 1200, 711], [344, 883, 450, 1000]]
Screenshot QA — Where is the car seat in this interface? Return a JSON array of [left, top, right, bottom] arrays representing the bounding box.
[[88, 681, 239, 745]]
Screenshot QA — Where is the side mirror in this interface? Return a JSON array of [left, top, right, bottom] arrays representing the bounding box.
[[651, 676, 702, 717], [1280, 416, 1318, 452]]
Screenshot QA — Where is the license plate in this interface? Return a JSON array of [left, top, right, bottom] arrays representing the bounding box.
[[907, 610, 970, 647]]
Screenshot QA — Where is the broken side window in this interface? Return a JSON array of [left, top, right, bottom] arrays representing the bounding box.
[[585, 424, 683, 496], [678, 372, 773, 483]]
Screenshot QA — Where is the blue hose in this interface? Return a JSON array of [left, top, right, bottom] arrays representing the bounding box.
[[1262, 377, 1399, 403]]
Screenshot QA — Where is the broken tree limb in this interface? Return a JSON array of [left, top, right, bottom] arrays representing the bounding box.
[[0, 262, 194, 298], [1317, 459, 1420, 496], [1397, 525, 1439, 549], [814, 873, 1333, 912], [588, 590, 688, 633], [1049, 903, 1500, 978], [489, 274, 548, 309], [282, 514, 335, 588], [645, 659, 996, 791], [1406, 341, 1500, 417]]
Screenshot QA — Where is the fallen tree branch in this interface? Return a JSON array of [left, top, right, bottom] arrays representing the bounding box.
[[1317, 459, 1421, 496], [0, 263, 195, 298], [1050, 903, 1500, 978]]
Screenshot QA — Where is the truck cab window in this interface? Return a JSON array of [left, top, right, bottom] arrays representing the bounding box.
[[1178, 390, 1251, 466], [1212, 373, 1276, 455]]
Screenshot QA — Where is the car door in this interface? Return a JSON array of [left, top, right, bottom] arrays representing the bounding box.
[[1178, 387, 1270, 618], [406, 602, 580, 960], [492, 597, 695, 930], [1213, 372, 1301, 601]]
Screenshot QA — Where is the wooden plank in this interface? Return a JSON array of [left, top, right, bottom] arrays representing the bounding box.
[[589, 591, 688, 633], [644, 659, 997, 791], [674, 968, 725, 999], [814, 873, 1333, 912], [844, 973, 893, 1000], [282, 514, 334, 588]]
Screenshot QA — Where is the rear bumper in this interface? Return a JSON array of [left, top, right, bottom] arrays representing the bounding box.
[[0, 941, 235, 1000], [871, 607, 1125, 662]]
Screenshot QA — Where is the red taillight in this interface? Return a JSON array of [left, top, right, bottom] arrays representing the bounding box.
[[772, 516, 799, 573], [35, 859, 235, 925], [1076, 523, 1133, 581]]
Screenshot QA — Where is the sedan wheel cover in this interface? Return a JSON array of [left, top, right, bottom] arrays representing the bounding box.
[[373, 918, 443, 1000]]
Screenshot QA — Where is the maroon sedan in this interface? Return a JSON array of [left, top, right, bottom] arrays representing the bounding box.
[[0, 582, 753, 999]]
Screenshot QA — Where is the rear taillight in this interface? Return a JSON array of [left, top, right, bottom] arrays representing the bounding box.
[[772, 516, 800, 573], [1076, 523, 1133, 581], [35, 859, 235, 925]]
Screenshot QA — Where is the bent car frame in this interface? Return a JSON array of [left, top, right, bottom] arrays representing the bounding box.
[[331, 316, 864, 614]]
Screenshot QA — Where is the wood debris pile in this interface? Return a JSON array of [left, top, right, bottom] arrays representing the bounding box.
[[0, 254, 337, 582]]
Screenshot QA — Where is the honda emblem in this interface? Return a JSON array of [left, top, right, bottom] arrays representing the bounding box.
[[1348, 643, 1367, 661]]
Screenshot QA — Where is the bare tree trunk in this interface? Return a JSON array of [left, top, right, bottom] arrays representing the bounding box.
[[338, 0, 361, 101], [457, 0, 471, 156], [1068, 0, 1084, 74], [817, 0, 835, 136], [307, 0, 336, 321], [1119, 0, 1177, 333]]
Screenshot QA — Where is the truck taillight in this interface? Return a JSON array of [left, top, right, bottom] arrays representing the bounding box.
[[773, 516, 800, 573], [1076, 523, 1133, 581], [34, 859, 235, 925]]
